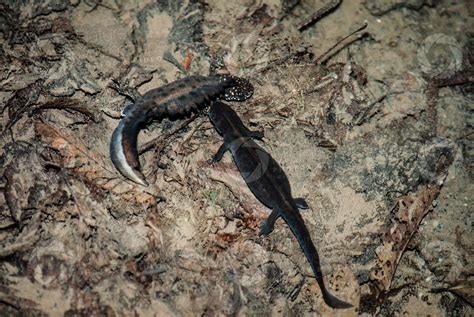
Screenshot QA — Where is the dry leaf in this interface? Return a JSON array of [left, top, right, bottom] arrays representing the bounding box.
[[34, 121, 160, 207], [369, 184, 441, 294]]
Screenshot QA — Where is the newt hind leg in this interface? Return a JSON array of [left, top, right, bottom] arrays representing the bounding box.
[[259, 209, 280, 236]]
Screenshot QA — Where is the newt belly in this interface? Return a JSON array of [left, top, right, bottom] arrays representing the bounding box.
[[110, 75, 253, 186]]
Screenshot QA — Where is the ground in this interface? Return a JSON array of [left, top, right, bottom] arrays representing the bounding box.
[[0, 0, 472, 316]]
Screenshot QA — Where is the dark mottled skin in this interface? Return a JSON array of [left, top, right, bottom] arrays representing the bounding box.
[[110, 75, 253, 186], [208, 101, 352, 309]]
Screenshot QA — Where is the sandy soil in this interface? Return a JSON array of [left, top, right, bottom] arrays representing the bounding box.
[[0, 0, 472, 316]]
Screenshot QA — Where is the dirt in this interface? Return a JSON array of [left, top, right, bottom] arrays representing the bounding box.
[[0, 0, 472, 316]]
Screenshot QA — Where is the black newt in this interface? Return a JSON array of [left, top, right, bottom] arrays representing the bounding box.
[[110, 75, 253, 186], [207, 101, 352, 309]]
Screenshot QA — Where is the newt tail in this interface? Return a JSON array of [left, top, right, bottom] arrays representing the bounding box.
[[280, 208, 353, 309]]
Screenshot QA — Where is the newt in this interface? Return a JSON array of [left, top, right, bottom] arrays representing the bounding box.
[[110, 75, 253, 186], [207, 101, 352, 309]]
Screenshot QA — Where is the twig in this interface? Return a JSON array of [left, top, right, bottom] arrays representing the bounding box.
[[138, 114, 198, 155], [354, 93, 387, 126], [315, 22, 368, 65], [297, 0, 342, 31], [425, 68, 474, 137], [302, 73, 338, 95], [256, 22, 367, 75], [101, 108, 122, 119], [31, 99, 97, 122], [178, 116, 205, 150], [289, 276, 306, 301], [433, 68, 474, 88]]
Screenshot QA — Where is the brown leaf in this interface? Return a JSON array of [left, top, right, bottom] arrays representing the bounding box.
[[34, 121, 160, 207], [2, 79, 44, 134], [370, 184, 441, 293]]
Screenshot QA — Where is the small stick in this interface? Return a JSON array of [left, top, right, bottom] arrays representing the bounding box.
[[101, 108, 122, 119], [138, 114, 198, 155], [256, 23, 367, 75], [297, 0, 342, 31], [178, 117, 205, 150], [31, 99, 97, 122], [314, 22, 368, 65]]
